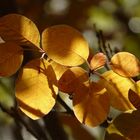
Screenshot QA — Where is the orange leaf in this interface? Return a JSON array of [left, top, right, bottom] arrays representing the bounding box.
[[58, 67, 89, 93], [105, 110, 140, 140], [0, 14, 40, 48], [128, 81, 140, 110], [90, 53, 107, 70], [110, 52, 140, 77], [0, 42, 23, 77], [128, 89, 140, 110], [73, 81, 110, 127]]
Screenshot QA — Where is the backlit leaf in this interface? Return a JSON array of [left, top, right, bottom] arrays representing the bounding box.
[[58, 67, 89, 93], [73, 81, 110, 127], [110, 52, 140, 77], [132, 80, 140, 93], [128, 89, 140, 110], [128, 81, 140, 110], [0, 14, 40, 48], [49, 60, 68, 80], [16, 58, 58, 119], [42, 25, 89, 66], [99, 70, 135, 111], [0, 42, 23, 77], [105, 110, 140, 140], [90, 53, 107, 70]]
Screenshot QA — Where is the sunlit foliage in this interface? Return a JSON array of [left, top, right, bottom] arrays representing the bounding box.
[[0, 13, 140, 139]]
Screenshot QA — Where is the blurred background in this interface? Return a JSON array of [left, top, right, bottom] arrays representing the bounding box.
[[0, 0, 140, 140]]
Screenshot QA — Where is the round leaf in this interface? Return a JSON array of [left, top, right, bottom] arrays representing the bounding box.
[[105, 110, 140, 140], [42, 25, 89, 66], [0, 14, 40, 48], [99, 70, 135, 111], [110, 52, 140, 77], [16, 58, 58, 119], [73, 81, 110, 127], [0, 42, 23, 77], [90, 53, 107, 70], [58, 67, 89, 93]]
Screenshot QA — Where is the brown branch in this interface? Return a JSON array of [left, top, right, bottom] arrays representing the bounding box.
[[57, 95, 74, 115], [0, 103, 48, 140], [96, 30, 112, 70]]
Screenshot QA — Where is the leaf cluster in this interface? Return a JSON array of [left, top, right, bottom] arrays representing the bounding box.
[[1, 14, 140, 139]]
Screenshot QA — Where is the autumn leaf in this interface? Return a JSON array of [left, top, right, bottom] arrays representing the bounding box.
[[73, 81, 110, 127], [99, 70, 135, 111], [90, 53, 107, 70], [0, 42, 23, 77], [49, 60, 68, 80], [105, 110, 140, 140], [0, 14, 40, 48], [58, 67, 89, 93], [16, 58, 58, 119], [110, 52, 140, 77], [128, 81, 140, 110], [42, 25, 89, 66]]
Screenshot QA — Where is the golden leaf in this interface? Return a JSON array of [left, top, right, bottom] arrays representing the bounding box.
[[99, 70, 135, 111], [90, 53, 107, 70], [0, 14, 40, 48], [16, 58, 58, 119], [110, 52, 140, 77], [0, 42, 23, 77], [128, 81, 140, 110], [73, 81, 110, 127], [105, 110, 140, 140], [58, 67, 89, 93], [49, 60, 68, 80], [42, 25, 89, 66]]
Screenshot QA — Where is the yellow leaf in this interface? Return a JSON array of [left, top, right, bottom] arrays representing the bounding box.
[[0, 14, 40, 48], [128, 89, 140, 110], [90, 53, 107, 70], [128, 81, 140, 110], [42, 25, 89, 66], [58, 67, 89, 93], [49, 60, 68, 80], [99, 70, 135, 111], [110, 52, 140, 77], [105, 110, 140, 140], [73, 81, 110, 127], [130, 80, 140, 93], [0, 42, 23, 77], [16, 58, 58, 119]]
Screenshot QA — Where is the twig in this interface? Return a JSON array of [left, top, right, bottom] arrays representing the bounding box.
[[0, 104, 45, 140], [43, 111, 69, 140], [96, 30, 111, 70], [12, 121, 24, 140], [57, 95, 74, 115]]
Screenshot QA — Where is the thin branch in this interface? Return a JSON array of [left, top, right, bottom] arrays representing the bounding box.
[[96, 30, 111, 70], [57, 95, 74, 115], [0, 104, 46, 140], [12, 121, 24, 140], [43, 111, 69, 140]]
